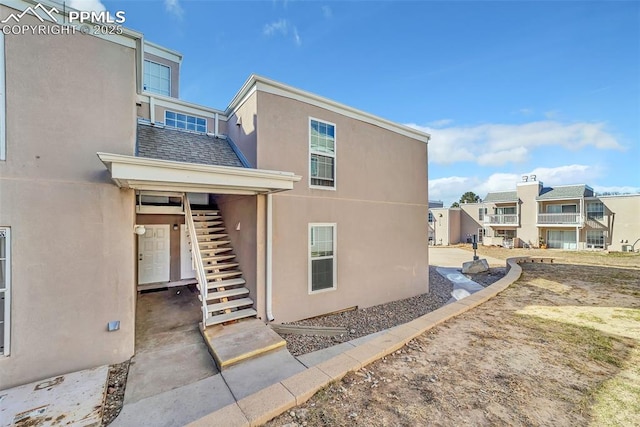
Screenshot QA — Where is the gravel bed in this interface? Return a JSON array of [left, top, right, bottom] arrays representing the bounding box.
[[102, 360, 130, 426], [281, 266, 505, 356]]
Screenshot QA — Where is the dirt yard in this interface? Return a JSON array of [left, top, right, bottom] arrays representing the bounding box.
[[268, 261, 640, 426]]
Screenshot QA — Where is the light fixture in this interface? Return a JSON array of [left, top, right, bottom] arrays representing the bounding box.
[[134, 225, 146, 235], [173, 224, 179, 231], [236, 222, 241, 231]]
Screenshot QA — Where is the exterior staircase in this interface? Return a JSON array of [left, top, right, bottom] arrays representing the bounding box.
[[184, 196, 256, 328]]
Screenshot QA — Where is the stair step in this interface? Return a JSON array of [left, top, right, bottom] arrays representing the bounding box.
[[207, 298, 253, 313], [206, 286, 249, 299], [203, 262, 239, 271], [206, 270, 243, 280], [200, 247, 233, 255], [199, 240, 231, 247], [197, 234, 229, 240], [193, 210, 219, 215], [194, 221, 223, 227], [194, 227, 225, 234], [205, 308, 257, 327], [207, 278, 246, 290], [202, 254, 236, 263], [193, 216, 221, 221]]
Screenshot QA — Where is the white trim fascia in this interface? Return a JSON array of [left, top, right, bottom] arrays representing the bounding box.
[[308, 223, 337, 295], [137, 94, 228, 120], [227, 75, 431, 144], [144, 40, 182, 63], [3, 0, 141, 48], [97, 153, 301, 194]]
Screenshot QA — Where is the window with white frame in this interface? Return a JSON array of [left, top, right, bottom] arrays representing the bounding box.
[[143, 60, 171, 96], [587, 202, 604, 220], [165, 111, 207, 133], [478, 208, 485, 221], [586, 230, 605, 248], [309, 119, 336, 188], [309, 224, 336, 292], [428, 211, 434, 223], [0, 228, 10, 356], [0, 32, 6, 161]]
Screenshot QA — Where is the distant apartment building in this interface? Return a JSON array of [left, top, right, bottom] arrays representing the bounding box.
[[430, 176, 639, 251]]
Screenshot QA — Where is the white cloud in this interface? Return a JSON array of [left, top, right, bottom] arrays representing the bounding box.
[[427, 118, 453, 128], [430, 165, 607, 206], [407, 121, 623, 166], [68, 0, 105, 12], [322, 5, 332, 19], [592, 185, 640, 195], [164, 0, 184, 20], [263, 19, 288, 36], [263, 19, 301, 46], [293, 27, 301, 46]]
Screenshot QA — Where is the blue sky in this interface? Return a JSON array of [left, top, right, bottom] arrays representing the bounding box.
[[79, 0, 638, 205]]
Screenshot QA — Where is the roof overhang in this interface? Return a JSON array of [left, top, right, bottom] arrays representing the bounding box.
[[97, 153, 301, 195]]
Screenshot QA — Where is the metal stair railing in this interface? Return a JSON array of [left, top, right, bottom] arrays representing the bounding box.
[[184, 194, 209, 326]]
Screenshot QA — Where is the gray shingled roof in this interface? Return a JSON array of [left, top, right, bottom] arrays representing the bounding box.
[[484, 191, 518, 203], [537, 185, 589, 200], [136, 124, 244, 167]]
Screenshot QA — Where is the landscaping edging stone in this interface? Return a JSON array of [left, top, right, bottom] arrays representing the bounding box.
[[187, 257, 528, 427]]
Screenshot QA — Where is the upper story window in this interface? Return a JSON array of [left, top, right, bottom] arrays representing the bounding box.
[[586, 202, 604, 220], [428, 212, 434, 223], [165, 111, 207, 133], [309, 118, 336, 189], [546, 204, 577, 213], [143, 60, 171, 96]]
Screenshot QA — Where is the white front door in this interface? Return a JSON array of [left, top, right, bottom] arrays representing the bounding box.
[[180, 224, 196, 279], [138, 225, 170, 285]]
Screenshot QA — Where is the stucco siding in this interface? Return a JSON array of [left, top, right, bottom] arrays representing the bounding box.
[[0, 23, 137, 388], [227, 91, 258, 167]]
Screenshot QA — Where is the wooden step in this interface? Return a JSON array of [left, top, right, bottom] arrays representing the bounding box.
[[202, 254, 236, 263], [194, 227, 225, 234], [197, 234, 229, 241], [207, 298, 253, 314], [206, 270, 243, 280], [205, 308, 257, 327], [199, 240, 231, 247], [193, 210, 219, 215], [207, 277, 246, 291], [193, 215, 221, 221], [200, 247, 233, 255], [203, 262, 239, 271], [193, 221, 223, 227], [206, 286, 249, 300]]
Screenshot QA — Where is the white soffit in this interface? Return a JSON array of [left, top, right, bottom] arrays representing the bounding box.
[[97, 153, 301, 194]]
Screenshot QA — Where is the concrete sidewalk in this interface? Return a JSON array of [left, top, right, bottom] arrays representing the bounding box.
[[2, 249, 521, 427]]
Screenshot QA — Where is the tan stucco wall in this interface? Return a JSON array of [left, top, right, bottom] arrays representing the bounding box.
[[255, 92, 429, 322], [458, 204, 481, 242], [144, 52, 180, 98], [0, 18, 137, 388], [227, 92, 258, 167], [136, 214, 186, 282], [215, 195, 263, 318], [599, 195, 640, 252], [517, 182, 542, 245]]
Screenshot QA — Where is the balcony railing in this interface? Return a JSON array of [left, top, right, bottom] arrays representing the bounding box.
[[484, 214, 519, 225], [537, 213, 583, 225]]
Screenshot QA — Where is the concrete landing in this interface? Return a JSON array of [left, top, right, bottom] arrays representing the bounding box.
[[201, 319, 287, 370]]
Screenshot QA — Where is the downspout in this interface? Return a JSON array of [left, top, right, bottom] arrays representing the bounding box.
[[149, 96, 155, 124], [214, 113, 219, 136], [266, 193, 274, 321]]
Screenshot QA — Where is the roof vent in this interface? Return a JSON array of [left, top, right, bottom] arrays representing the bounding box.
[[530, 174, 537, 181], [522, 176, 528, 182]]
